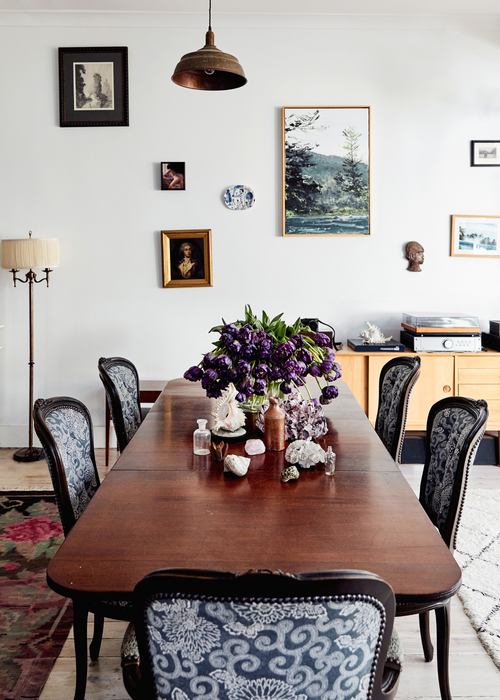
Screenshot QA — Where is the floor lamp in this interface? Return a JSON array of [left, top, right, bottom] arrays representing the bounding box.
[[1, 232, 59, 462]]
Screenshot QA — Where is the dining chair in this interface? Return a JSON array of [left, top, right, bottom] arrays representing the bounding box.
[[33, 396, 133, 700], [375, 355, 421, 464], [121, 568, 403, 700], [411, 395, 488, 700], [98, 356, 143, 455]]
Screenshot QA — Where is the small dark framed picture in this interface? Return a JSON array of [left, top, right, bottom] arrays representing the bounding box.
[[161, 162, 185, 190], [58, 47, 129, 127], [471, 141, 500, 166], [161, 230, 213, 288]]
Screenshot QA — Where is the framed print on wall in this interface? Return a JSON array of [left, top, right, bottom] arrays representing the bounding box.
[[161, 230, 213, 288], [471, 141, 500, 166], [451, 215, 500, 257], [161, 162, 185, 190], [282, 106, 370, 236], [58, 47, 129, 127]]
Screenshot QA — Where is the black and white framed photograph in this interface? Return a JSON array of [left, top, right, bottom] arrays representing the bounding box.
[[471, 141, 500, 166], [161, 162, 185, 190], [58, 47, 129, 127]]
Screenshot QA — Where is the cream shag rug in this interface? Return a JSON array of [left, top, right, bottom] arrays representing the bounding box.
[[454, 488, 500, 670]]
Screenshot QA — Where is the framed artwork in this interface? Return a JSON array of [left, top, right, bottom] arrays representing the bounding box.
[[58, 47, 129, 127], [161, 230, 213, 288], [161, 162, 185, 190], [451, 215, 500, 257], [471, 141, 500, 166], [282, 106, 370, 236]]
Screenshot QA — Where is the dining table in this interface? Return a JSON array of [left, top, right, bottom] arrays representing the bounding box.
[[47, 378, 461, 700]]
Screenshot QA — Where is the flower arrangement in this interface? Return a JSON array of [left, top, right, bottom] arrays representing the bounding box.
[[184, 305, 342, 409]]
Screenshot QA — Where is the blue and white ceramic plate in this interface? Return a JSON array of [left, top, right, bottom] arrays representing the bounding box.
[[224, 185, 255, 210]]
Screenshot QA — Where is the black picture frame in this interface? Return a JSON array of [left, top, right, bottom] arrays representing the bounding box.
[[58, 47, 129, 127], [471, 140, 500, 166], [161, 162, 186, 190]]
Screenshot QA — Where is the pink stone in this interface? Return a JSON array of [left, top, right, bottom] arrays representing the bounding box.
[[245, 439, 266, 455]]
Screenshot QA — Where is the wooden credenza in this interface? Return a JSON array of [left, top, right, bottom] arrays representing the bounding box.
[[338, 347, 500, 432]]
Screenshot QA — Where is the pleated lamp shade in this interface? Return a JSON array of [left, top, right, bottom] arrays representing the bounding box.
[[1, 237, 59, 270]]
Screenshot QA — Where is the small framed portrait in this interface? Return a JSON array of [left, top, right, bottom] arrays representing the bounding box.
[[161, 230, 213, 288], [451, 215, 500, 257], [471, 141, 500, 166], [58, 47, 129, 127], [161, 162, 185, 190]]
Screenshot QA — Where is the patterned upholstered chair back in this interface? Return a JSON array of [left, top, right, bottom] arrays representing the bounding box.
[[33, 396, 100, 536], [375, 356, 421, 464], [419, 396, 488, 550], [129, 568, 401, 700], [98, 356, 142, 453]]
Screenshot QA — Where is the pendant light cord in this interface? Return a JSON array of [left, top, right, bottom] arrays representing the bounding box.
[[208, 0, 212, 30]]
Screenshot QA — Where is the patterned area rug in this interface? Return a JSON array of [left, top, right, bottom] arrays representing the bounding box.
[[0, 492, 73, 700], [455, 488, 500, 670]]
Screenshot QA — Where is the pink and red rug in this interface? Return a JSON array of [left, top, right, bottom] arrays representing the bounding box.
[[0, 493, 73, 700]]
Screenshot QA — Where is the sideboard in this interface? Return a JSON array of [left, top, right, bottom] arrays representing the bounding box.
[[338, 347, 500, 435]]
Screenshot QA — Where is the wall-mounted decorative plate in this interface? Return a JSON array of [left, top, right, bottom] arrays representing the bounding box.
[[224, 185, 255, 210]]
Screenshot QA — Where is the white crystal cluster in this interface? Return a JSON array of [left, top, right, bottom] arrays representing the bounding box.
[[285, 440, 326, 469], [256, 392, 327, 441]]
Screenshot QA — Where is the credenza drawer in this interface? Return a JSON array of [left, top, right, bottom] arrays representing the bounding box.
[[458, 385, 500, 422], [456, 355, 500, 370], [457, 368, 500, 384]]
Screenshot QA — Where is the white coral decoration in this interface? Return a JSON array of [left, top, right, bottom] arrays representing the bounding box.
[[358, 321, 392, 344], [285, 440, 326, 469], [212, 383, 246, 432]]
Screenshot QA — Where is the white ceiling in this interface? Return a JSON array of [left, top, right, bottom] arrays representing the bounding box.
[[0, 0, 499, 15]]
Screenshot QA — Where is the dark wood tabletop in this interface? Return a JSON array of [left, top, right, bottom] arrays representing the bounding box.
[[47, 379, 461, 612]]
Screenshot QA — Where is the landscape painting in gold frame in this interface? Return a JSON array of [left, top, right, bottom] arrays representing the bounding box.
[[162, 229, 213, 288], [282, 106, 370, 237], [450, 215, 500, 258]]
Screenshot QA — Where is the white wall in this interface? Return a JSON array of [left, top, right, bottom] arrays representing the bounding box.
[[1, 8, 500, 447]]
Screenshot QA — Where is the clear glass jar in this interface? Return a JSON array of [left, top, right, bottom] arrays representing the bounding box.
[[193, 419, 210, 455], [325, 446, 336, 475]]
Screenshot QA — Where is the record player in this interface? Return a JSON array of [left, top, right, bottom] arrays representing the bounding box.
[[400, 312, 482, 352]]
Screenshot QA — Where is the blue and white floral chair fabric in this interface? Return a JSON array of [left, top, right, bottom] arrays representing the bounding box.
[[33, 396, 134, 700], [99, 356, 142, 453], [375, 356, 421, 464], [121, 569, 402, 700]]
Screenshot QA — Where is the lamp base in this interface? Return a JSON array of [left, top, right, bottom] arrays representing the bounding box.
[[13, 447, 45, 462]]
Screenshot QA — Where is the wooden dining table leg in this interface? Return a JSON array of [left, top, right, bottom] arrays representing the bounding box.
[[419, 610, 434, 661], [435, 600, 452, 700], [72, 602, 89, 700]]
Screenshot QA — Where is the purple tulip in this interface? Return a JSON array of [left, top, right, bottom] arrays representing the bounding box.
[[321, 359, 334, 374], [289, 334, 305, 349], [269, 366, 283, 380], [314, 333, 330, 348], [253, 364, 269, 379], [216, 354, 232, 371], [201, 352, 215, 369], [272, 342, 294, 364], [296, 348, 312, 364], [226, 339, 242, 357], [309, 364, 322, 377], [280, 381, 293, 394], [236, 392, 247, 402], [296, 361, 307, 376], [253, 379, 267, 395], [237, 325, 252, 344], [183, 366, 203, 382], [221, 323, 238, 337], [240, 344, 257, 360], [322, 384, 339, 402], [236, 360, 251, 377]]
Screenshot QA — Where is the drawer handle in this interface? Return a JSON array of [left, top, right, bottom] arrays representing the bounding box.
[[443, 385, 451, 393]]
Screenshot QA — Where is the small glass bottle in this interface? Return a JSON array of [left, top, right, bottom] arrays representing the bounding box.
[[325, 446, 336, 476], [193, 419, 210, 455]]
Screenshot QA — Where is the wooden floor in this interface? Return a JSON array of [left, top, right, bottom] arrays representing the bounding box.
[[1, 448, 499, 700]]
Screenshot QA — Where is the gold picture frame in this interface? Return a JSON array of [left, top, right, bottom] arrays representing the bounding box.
[[450, 215, 500, 258], [161, 230, 213, 288], [282, 106, 370, 237]]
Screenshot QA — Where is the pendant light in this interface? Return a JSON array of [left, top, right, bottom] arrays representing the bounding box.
[[172, 0, 246, 91]]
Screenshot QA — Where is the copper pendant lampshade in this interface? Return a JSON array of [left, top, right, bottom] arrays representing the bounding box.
[[172, 0, 246, 91]]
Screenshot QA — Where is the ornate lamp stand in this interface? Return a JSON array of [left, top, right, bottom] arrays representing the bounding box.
[[1, 232, 59, 462]]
